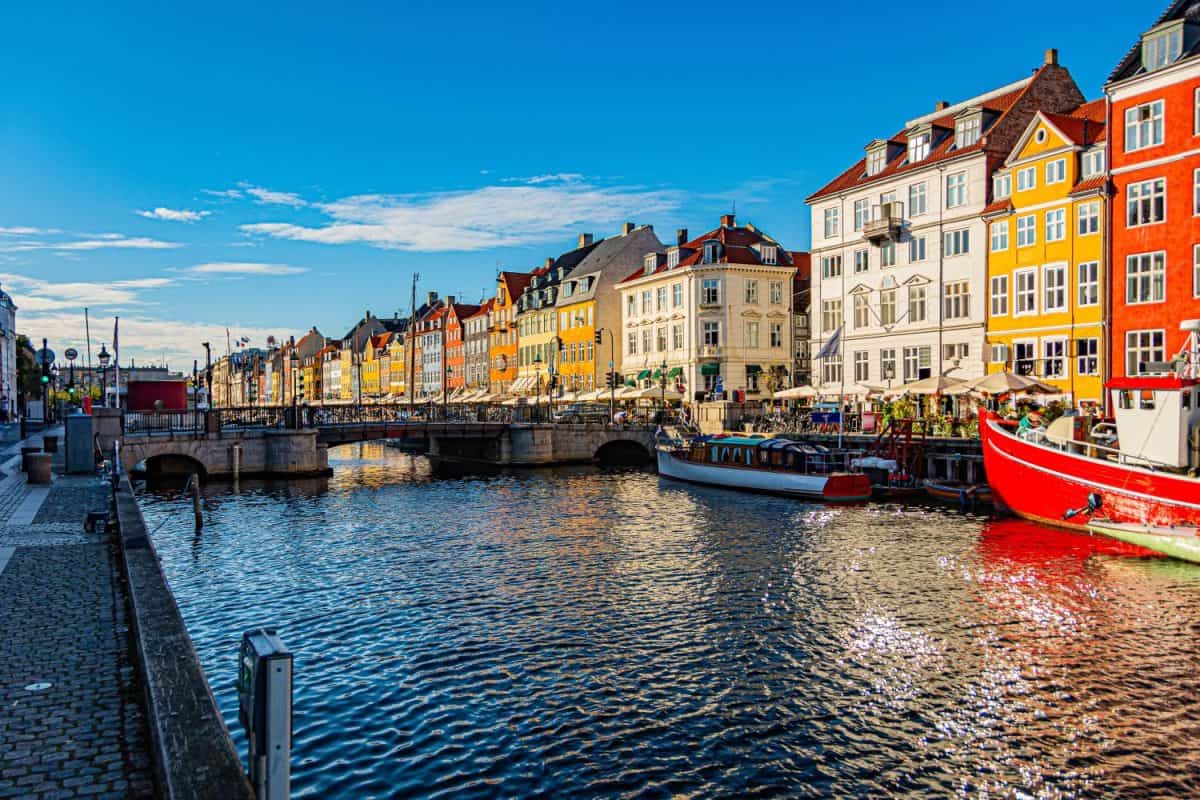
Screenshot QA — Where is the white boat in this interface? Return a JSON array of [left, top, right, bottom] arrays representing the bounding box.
[[656, 435, 871, 502]]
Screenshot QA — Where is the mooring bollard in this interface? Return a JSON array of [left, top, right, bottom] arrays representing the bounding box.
[[185, 473, 203, 530], [27, 453, 52, 485]]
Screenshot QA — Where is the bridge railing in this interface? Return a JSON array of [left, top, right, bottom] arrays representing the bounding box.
[[123, 410, 205, 435], [216, 406, 288, 430]]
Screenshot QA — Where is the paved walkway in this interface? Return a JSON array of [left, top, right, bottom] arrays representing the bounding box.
[[0, 429, 156, 799]]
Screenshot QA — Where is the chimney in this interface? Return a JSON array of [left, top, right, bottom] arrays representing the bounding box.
[[427, 291, 438, 306], [622, 222, 635, 235], [365, 310, 372, 320], [578, 233, 593, 248], [935, 100, 949, 111], [676, 228, 688, 246], [720, 213, 735, 228], [1044, 48, 1058, 66], [446, 295, 456, 306], [545, 257, 554, 269]]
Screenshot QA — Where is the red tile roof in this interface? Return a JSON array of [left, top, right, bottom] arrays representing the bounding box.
[[982, 199, 1014, 216], [619, 221, 800, 284], [1068, 175, 1108, 196], [465, 298, 493, 318], [1042, 99, 1107, 146], [807, 73, 1045, 202], [499, 271, 534, 299]]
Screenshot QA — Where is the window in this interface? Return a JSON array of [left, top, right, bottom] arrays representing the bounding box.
[[672, 323, 683, 350], [1045, 159, 1066, 184], [672, 282, 683, 307], [666, 249, 680, 269], [880, 348, 896, 382], [1077, 338, 1099, 375], [853, 249, 869, 273], [909, 236, 927, 262], [879, 289, 896, 325], [745, 321, 760, 348], [657, 327, 667, 352], [1045, 208, 1066, 242], [1042, 338, 1067, 378], [1127, 178, 1166, 226], [769, 281, 784, 304], [990, 343, 1009, 364], [638, 330, 650, 355], [1195, 245, 1200, 297], [1017, 166, 1037, 191], [1016, 215, 1036, 247], [991, 220, 1009, 251], [944, 228, 970, 256], [867, 147, 888, 176], [993, 173, 1011, 199], [703, 242, 721, 263], [1078, 261, 1099, 306], [909, 133, 930, 163], [641, 290, 652, 313], [744, 280, 759, 304], [1078, 201, 1100, 235], [1082, 149, 1105, 178], [761, 246, 777, 265], [990, 275, 1009, 316], [853, 294, 870, 329], [822, 299, 842, 333], [854, 351, 870, 383], [909, 182, 927, 216], [822, 356, 843, 384], [955, 116, 981, 149], [656, 286, 667, 311], [880, 240, 897, 267], [745, 367, 760, 392], [853, 199, 870, 231], [1124, 100, 1164, 152], [1014, 341, 1036, 375], [627, 332, 637, 355], [770, 323, 783, 348], [908, 286, 926, 322], [1044, 264, 1067, 312], [943, 281, 970, 320], [1126, 252, 1166, 304], [702, 321, 720, 347], [902, 346, 927, 382], [946, 172, 967, 208], [1142, 25, 1182, 72], [1126, 329, 1165, 375], [1015, 268, 1037, 315], [701, 278, 721, 305], [823, 207, 840, 238], [943, 343, 968, 363], [821, 255, 843, 279]]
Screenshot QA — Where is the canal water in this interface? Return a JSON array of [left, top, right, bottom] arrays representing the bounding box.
[[138, 443, 1200, 799]]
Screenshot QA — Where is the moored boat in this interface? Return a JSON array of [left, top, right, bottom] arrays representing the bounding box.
[[1087, 519, 1200, 564], [923, 479, 993, 507], [980, 320, 1200, 530], [656, 435, 871, 502]]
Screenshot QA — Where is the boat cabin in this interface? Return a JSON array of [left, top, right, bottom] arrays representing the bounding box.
[[685, 436, 851, 474]]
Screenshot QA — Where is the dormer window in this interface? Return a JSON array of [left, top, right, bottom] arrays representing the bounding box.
[[562, 282, 573, 298], [993, 173, 1011, 200], [703, 241, 722, 264], [644, 253, 658, 275], [908, 130, 931, 163], [761, 245, 778, 265], [1081, 149, 1105, 178], [666, 249, 680, 269], [955, 112, 982, 149], [866, 144, 888, 176], [1143, 22, 1183, 72]]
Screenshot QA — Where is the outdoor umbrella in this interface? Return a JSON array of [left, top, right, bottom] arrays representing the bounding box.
[[959, 371, 1058, 396], [883, 374, 967, 398], [773, 385, 820, 400]]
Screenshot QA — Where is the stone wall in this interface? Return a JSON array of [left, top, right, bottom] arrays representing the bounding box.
[[121, 429, 329, 479]]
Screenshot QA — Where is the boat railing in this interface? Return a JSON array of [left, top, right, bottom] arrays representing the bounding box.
[[1017, 419, 1180, 472]]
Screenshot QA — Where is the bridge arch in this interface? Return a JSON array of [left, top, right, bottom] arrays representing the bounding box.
[[594, 439, 651, 466], [142, 453, 208, 480]]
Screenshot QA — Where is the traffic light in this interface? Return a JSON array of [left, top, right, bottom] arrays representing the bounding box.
[[604, 371, 613, 389], [40, 375, 49, 385], [594, 331, 603, 345]]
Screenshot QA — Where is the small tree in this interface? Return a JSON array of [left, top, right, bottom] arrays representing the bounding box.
[[764, 365, 789, 394], [15, 335, 40, 399]]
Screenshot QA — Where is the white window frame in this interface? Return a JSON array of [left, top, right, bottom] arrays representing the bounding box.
[[672, 282, 683, 308], [908, 285, 926, 323], [1016, 215, 1036, 247], [990, 220, 1009, 251], [1043, 263, 1067, 312], [853, 249, 869, 274], [1125, 329, 1165, 375], [1014, 339, 1037, 376], [943, 280, 970, 320], [946, 172, 967, 208], [1045, 159, 1066, 185], [1017, 166, 1037, 192], [1045, 208, 1066, 242], [1082, 149, 1105, 178], [990, 275, 1009, 316], [821, 299, 842, 333], [1014, 268, 1038, 317], [744, 280, 759, 304], [1126, 251, 1166, 304], [1195, 244, 1200, 298], [1127, 177, 1166, 227], [1124, 100, 1165, 153], [880, 240, 897, 268], [1042, 336, 1067, 379], [853, 199, 870, 231], [769, 280, 784, 305], [909, 236, 926, 262], [1077, 261, 1099, 307], [853, 351, 869, 383], [944, 228, 970, 257], [867, 147, 887, 176], [821, 255, 842, 280], [701, 278, 721, 305], [1076, 337, 1099, 376], [769, 322, 783, 349], [879, 289, 896, 326], [909, 182, 927, 216], [1077, 201, 1100, 236], [702, 321, 720, 347], [993, 173, 1011, 199], [745, 321, 760, 348], [908, 133, 930, 163], [853, 294, 870, 329], [955, 116, 981, 149]]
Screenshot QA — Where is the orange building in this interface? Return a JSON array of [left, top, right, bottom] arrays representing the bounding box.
[[1106, 4, 1200, 379], [444, 302, 480, 393], [488, 271, 534, 393]]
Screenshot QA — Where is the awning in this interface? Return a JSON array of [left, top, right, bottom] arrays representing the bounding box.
[[624, 379, 636, 387], [636, 369, 652, 380], [667, 367, 683, 378], [700, 363, 720, 376], [652, 369, 663, 379]]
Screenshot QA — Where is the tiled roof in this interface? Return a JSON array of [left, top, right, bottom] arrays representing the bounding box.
[[465, 298, 493, 318], [982, 199, 1014, 216], [1068, 175, 1108, 196], [1107, 1, 1197, 85], [499, 271, 534, 299], [807, 73, 1043, 202], [1042, 100, 1107, 146], [619, 221, 798, 284]]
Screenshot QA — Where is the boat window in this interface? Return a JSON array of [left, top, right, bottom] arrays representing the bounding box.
[[1118, 390, 1133, 410], [710, 447, 719, 463], [1184, 390, 1192, 410], [1140, 390, 1155, 410], [746, 449, 753, 466]]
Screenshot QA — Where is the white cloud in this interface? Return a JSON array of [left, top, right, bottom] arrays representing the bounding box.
[[240, 179, 681, 252], [201, 188, 243, 199], [135, 207, 211, 222], [0, 226, 58, 236], [184, 262, 308, 276], [509, 173, 585, 185], [239, 183, 307, 207], [0, 272, 173, 312], [0, 234, 181, 252]]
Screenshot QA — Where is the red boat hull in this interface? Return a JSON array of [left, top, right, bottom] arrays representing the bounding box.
[[979, 413, 1200, 530]]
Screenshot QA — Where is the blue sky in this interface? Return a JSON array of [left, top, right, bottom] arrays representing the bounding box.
[[0, 0, 1155, 367]]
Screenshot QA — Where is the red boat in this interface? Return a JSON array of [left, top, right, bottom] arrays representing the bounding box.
[[980, 321, 1200, 531]]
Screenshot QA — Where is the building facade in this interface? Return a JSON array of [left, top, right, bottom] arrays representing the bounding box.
[[463, 301, 491, 390], [984, 101, 1109, 408], [444, 302, 480, 393], [488, 272, 532, 394], [1106, 2, 1200, 379], [806, 54, 1084, 392]]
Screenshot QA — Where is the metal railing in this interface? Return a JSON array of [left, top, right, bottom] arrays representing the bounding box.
[[217, 406, 287, 429], [123, 410, 204, 435]]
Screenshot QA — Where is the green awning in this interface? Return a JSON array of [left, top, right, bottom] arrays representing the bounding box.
[[700, 362, 720, 376], [746, 364, 762, 374], [624, 379, 637, 387], [636, 369, 652, 380], [652, 368, 664, 379], [668, 367, 683, 378]]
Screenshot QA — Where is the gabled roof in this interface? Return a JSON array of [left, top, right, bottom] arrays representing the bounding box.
[[1107, 1, 1200, 85], [465, 298, 493, 319], [498, 271, 534, 300], [619, 219, 798, 284], [446, 303, 481, 324], [555, 226, 664, 305]]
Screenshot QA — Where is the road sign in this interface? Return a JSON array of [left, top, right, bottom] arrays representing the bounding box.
[[37, 348, 55, 365], [64, 347, 79, 361]]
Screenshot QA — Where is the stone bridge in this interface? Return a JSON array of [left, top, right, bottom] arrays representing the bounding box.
[[119, 421, 657, 478]]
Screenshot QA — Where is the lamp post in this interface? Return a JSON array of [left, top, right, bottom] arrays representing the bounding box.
[[289, 350, 300, 428], [660, 358, 668, 413], [533, 356, 543, 423], [97, 344, 111, 407]]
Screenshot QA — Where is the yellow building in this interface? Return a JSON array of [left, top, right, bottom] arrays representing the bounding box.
[[339, 347, 354, 401], [388, 333, 407, 397], [983, 100, 1108, 410]]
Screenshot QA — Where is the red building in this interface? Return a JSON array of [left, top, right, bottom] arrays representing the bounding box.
[[443, 301, 480, 393], [1106, 2, 1200, 378]]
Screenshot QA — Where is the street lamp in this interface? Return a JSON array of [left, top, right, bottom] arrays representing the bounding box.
[[289, 349, 300, 426], [533, 356, 543, 423], [97, 344, 111, 407], [660, 359, 669, 411]]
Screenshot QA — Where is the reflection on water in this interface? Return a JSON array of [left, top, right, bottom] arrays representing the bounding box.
[[138, 442, 1200, 798]]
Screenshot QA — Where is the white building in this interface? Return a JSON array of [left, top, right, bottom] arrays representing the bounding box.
[[0, 286, 15, 419], [619, 214, 800, 401], [805, 52, 1083, 393]]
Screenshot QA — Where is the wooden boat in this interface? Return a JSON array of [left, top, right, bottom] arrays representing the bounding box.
[[980, 320, 1200, 531], [656, 435, 871, 502], [923, 478, 993, 507], [1087, 519, 1200, 564]]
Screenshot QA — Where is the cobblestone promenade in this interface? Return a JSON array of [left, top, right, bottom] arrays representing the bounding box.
[[0, 430, 156, 799]]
